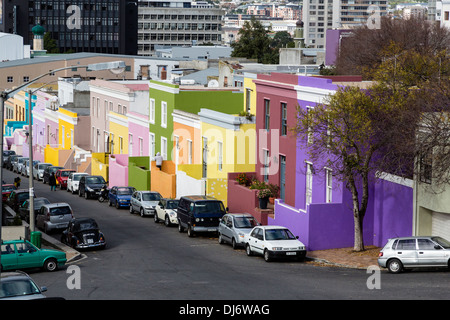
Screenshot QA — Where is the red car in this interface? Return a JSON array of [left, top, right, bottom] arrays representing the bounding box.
[[55, 169, 76, 190], [2, 184, 17, 202]]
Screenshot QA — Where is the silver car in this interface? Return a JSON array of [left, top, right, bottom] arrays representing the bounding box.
[[378, 236, 450, 273], [218, 213, 260, 249], [130, 191, 162, 217], [0, 271, 47, 300], [36, 203, 74, 234], [23, 160, 40, 177], [67, 172, 89, 194], [33, 163, 53, 181], [13, 157, 28, 174]]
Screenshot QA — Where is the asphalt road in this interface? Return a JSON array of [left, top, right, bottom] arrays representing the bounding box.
[[3, 169, 450, 305]]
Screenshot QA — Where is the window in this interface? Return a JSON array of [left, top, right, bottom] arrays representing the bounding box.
[[306, 106, 314, 144], [264, 99, 270, 130], [419, 152, 432, 184], [325, 168, 332, 203], [150, 99, 155, 124], [263, 149, 269, 183], [396, 239, 416, 250], [7, 76, 13, 83], [188, 140, 193, 164], [245, 88, 252, 113], [23, 76, 30, 82], [161, 137, 167, 160], [281, 102, 287, 136], [218, 141, 223, 171], [418, 239, 436, 250], [161, 101, 167, 128], [119, 137, 124, 154]]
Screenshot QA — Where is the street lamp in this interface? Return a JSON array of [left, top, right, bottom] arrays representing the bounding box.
[[0, 61, 126, 271]]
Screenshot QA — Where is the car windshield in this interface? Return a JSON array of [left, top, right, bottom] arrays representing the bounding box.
[[432, 236, 450, 249], [17, 193, 30, 201], [50, 167, 62, 173], [234, 216, 259, 228], [117, 187, 134, 195], [86, 177, 105, 184], [2, 186, 15, 192], [18, 158, 28, 163], [73, 175, 85, 181], [61, 171, 72, 177], [73, 220, 99, 232], [50, 206, 71, 216], [0, 279, 41, 298], [39, 164, 51, 169], [166, 200, 179, 209], [142, 193, 161, 201], [265, 228, 296, 241], [35, 199, 50, 206], [194, 201, 225, 215]]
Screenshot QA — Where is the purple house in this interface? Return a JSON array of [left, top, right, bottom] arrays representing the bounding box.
[[228, 73, 414, 251]]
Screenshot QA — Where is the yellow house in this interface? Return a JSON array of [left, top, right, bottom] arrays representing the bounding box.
[[198, 108, 256, 207], [243, 73, 257, 116], [108, 112, 129, 155]]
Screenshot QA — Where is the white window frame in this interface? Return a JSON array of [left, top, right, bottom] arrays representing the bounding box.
[[218, 141, 223, 171], [325, 168, 332, 203], [306, 162, 313, 205], [161, 136, 167, 160], [150, 98, 155, 124], [188, 139, 193, 164], [161, 101, 167, 128]]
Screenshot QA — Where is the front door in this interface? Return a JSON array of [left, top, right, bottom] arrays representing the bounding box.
[[417, 238, 448, 266], [280, 155, 286, 201]]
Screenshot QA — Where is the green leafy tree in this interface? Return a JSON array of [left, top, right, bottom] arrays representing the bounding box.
[[43, 32, 59, 53]]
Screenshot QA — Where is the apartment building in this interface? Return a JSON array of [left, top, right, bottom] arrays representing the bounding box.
[[137, 0, 224, 55], [303, 0, 388, 48]]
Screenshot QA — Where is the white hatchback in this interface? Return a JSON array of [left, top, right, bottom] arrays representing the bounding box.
[[245, 225, 307, 262], [67, 172, 89, 194]]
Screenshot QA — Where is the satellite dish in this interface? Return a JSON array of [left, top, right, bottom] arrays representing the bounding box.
[[110, 67, 125, 75], [208, 80, 219, 87]]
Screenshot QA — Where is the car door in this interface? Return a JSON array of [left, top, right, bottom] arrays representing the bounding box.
[[36, 207, 45, 229], [248, 228, 264, 254], [417, 238, 448, 266], [1, 243, 18, 270], [155, 200, 164, 220], [109, 187, 117, 205], [221, 215, 232, 243], [395, 239, 418, 266], [15, 241, 39, 269]]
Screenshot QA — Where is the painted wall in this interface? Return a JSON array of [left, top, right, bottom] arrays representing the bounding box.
[[128, 157, 151, 191], [108, 154, 129, 187]]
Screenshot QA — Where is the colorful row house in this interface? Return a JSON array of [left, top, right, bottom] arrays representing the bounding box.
[[227, 73, 414, 251]]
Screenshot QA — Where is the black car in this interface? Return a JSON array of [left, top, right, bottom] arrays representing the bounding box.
[[6, 189, 35, 213], [177, 195, 227, 237], [61, 218, 106, 250], [42, 166, 63, 184], [78, 175, 107, 199], [18, 197, 51, 223], [2, 150, 16, 168], [5, 154, 20, 171]]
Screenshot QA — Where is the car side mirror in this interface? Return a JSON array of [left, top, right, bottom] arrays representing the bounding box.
[[226, 207, 229, 212], [434, 245, 442, 250], [40, 286, 48, 293]]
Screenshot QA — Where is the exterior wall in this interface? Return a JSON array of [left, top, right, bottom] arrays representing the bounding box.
[[108, 154, 129, 187], [109, 112, 129, 155], [58, 108, 77, 150], [150, 161, 176, 199], [173, 110, 202, 166], [128, 112, 150, 157], [91, 153, 109, 181], [128, 157, 151, 191]]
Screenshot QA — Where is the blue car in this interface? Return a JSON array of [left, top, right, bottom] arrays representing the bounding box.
[[108, 186, 136, 209]]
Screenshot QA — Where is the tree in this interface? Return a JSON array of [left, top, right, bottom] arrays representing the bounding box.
[[294, 84, 408, 252], [231, 17, 278, 64], [43, 32, 59, 53], [334, 17, 450, 78]]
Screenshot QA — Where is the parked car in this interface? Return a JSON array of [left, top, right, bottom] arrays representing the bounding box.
[[245, 225, 307, 262], [67, 172, 88, 194], [2, 184, 17, 202], [2, 150, 16, 168], [42, 166, 63, 184], [218, 213, 260, 249], [61, 217, 106, 250], [108, 186, 136, 209], [23, 160, 40, 177], [0, 271, 47, 300], [0, 239, 67, 272], [36, 203, 74, 234], [6, 154, 21, 171], [33, 163, 53, 181], [13, 157, 28, 174], [177, 195, 227, 237], [154, 198, 179, 226], [6, 189, 35, 213], [55, 169, 76, 189], [130, 191, 162, 217], [18, 197, 51, 223], [78, 175, 107, 199], [378, 236, 450, 273]]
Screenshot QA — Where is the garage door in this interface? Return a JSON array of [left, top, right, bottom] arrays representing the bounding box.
[[432, 212, 450, 241]]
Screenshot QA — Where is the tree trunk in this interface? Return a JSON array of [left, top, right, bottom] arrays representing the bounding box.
[[348, 172, 368, 252]]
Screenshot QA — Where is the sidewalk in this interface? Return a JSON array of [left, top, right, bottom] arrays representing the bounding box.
[[306, 246, 381, 269]]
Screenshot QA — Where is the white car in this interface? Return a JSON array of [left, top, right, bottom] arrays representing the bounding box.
[[154, 198, 179, 226], [33, 163, 52, 181], [67, 172, 89, 194], [245, 225, 307, 262], [130, 191, 162, 217]]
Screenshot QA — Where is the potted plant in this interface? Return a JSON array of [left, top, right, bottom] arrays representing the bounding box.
[[256, 188, 272, 209], [268, 183, 280, 204], [236, 172, 250, 186]]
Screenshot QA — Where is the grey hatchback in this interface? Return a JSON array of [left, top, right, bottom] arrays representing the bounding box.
[[36, 203, 74, 234], [378, 236, 450, 273], [218, 213, 260, 249]]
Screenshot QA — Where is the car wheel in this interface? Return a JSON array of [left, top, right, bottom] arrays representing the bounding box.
[[232, 238, 238, 249], [129, 205, 134, 214], [387, 258, 403, 274], [115, 201, 120, 209], [164, 215, 171, 227], [187, 225, 195, 237], [218, 233, 224, 244], [264, 249, 272, 262], [85, 191, 89, 199], [178, 220, 184, 233], [246, 244, 253, 256], [43, 258, 58, 272], [140, 208, 145, 217], [154, 212, 159, 223]]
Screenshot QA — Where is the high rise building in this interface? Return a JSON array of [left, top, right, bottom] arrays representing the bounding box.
[[137, 0, 224, 55], [0, 0, 138, 55], [303, 0, 388, 49]]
